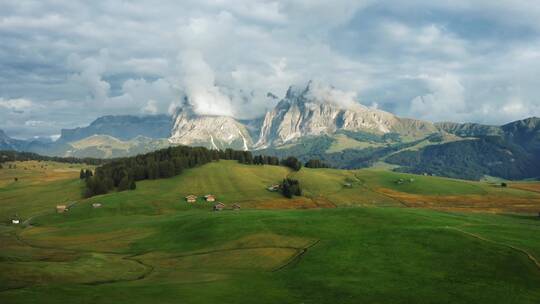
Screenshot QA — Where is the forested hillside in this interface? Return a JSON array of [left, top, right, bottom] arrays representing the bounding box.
[[387, 136, 540, 180], [387, 118, 540, 180]]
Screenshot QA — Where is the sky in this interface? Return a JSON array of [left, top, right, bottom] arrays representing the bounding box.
[[1, 0, 540, 139]]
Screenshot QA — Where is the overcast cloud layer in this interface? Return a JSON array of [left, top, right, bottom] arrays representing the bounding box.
[[1, 0, 540, 138]]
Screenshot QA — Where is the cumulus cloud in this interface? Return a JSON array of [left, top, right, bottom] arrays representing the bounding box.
[[68, 50, 110, 103], [0, 98, 34, 111], [408, 74, 467, 122], [177, 50, 235, 117], [141, 100, 158, 115], [304, 81, 361, 110]]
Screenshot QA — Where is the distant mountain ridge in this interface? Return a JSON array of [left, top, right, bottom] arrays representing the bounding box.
[[59, 114, 173, 142], [1, 114, 174, 158], [1, 82, 539, 181]]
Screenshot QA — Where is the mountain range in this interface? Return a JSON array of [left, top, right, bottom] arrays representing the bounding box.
[[1, 82, 539, 180]]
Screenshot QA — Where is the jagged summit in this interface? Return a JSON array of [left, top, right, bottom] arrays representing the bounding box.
[[166, 81, 439, 150], [254, 82, 435, 148], [169, 102, 252, 151]]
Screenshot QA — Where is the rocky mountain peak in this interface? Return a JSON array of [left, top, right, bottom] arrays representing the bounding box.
[[169, 103, 252, 151], [254, 81, 413, 148]]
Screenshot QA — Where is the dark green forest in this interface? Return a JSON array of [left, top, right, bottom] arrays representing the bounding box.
[[387, 136, 540, 180]]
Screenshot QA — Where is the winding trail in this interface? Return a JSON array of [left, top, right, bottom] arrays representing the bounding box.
[[447, 226, 540, 271], [272, 239, 320, 272]]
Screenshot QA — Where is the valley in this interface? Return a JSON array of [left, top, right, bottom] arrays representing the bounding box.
[[1, 159, 539, 303]]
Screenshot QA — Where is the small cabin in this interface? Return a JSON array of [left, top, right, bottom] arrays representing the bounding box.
[[232, 203, 241, 210], [11, 219, 20, 225], [56, 205, 68, 213], [267, 184, 280, 192], [92, 203, 102, 208], [204, 194, 216, 202], [344, 183, 352, 188], [185, 195, 197, 203], [213, 202, 225, 211]]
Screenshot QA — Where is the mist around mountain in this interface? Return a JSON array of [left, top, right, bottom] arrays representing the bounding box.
[[1, 83, 539, 181]]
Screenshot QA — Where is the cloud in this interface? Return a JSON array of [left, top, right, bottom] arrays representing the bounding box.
[[408, 74, 466, 122], [68, 50, 110, 103], [24, 120, 51, 127], [177, 50, 235, 117], [304, 81, 361, 110], [141, 100, 158, 115], [1, 0, 540, 138], [0, 98, 34, 111]]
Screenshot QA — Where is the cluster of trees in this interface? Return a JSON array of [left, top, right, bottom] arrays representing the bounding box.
[[304, 159, 329, 168], [83, 146, 305, 197], [0, 150, 108, 166], [79, 169, 93, 179], [253, 155, 280, 166], [84, 146, 217, 197], [280, 178, 302, 198], [281, 156, 302, 171]]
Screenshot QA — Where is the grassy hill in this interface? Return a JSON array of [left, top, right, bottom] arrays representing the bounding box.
[[1, 160, 540, 303]]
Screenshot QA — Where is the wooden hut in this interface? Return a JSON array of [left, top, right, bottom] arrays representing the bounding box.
[[56, 205, 68, 213], [185, 195, 197, 203], [204, 194, 216, 202], [232, 203, 241, 210], [267, 184, 280, 192], [213, 202, 225, 211]]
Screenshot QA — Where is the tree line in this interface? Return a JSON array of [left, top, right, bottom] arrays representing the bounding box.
[[0, 150, 108, 166]]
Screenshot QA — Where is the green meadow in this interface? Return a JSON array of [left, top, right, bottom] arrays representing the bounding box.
[[1, 160, 539, 303]]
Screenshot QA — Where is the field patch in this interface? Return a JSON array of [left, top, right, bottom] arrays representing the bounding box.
[[136, 233, 316, 283], [20, 226, 154, 253], [510, 182, 540, 194], [0, 252, 147, 291], [376, 188, 540, 213]]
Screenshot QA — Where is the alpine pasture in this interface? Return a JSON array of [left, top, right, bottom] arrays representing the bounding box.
[[1, 160, 540, 303]]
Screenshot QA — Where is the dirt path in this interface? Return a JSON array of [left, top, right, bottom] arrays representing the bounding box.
[[447, 226, 540, 272], [272, 239, 320, 272]]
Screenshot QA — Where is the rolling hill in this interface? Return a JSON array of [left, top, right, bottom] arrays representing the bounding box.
[[2, 158, 540, 303]]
